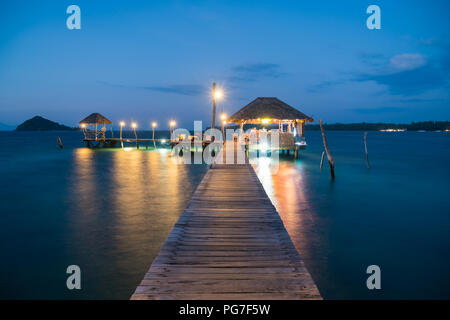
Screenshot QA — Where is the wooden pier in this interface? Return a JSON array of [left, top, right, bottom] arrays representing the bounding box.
[[83, 137, 213, 150], [131, 159, 321, 299]]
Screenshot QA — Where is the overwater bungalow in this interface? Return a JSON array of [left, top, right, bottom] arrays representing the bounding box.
[[80, 113, 114, 147], [227, 97, 313, 156]]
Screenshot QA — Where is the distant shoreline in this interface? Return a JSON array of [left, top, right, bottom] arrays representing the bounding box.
[[1, 119, 449, 132], [305, 121, 449, 131]]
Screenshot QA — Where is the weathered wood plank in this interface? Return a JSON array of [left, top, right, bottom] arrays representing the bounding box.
[[131, 159, 321, 300]]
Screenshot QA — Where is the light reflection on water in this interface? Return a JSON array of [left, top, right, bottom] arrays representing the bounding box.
[[1, 131, 449, 299], [66, 148, 208, 299], [253, 157, 333, 297], [252, 130, 450, 299]]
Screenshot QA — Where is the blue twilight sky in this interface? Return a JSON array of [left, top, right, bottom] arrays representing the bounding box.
[[0, 0, 449, 128]]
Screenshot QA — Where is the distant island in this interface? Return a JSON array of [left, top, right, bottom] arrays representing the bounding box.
[[16, 116, 76, 131], [306, 121, 449, 131]]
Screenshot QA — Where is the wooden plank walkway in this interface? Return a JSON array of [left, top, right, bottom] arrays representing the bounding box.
[[131, 161, 321, 300]]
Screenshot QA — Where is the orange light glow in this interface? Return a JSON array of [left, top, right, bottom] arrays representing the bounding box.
[[214, 90, 223, 100]]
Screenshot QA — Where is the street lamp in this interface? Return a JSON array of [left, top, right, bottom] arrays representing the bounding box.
[[169, 120, 176, 141], [211, 82, 223, 130], [220, 113, 227, 141], [119, 121, 125, 140], [152, 122, 157, 148], [131, 122, 137, 140], [215, 90, 223, 100]]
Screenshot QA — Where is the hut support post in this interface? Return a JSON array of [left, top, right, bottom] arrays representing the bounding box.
[[364, 132, 370, 168], [296, 121, 304, 138], [295, 121, 304, 141], [319, 119, 335, 179]]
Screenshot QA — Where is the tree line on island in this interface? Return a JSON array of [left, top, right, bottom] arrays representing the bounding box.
[[305, 121, 449, 131], [11, 116, 450, 131]]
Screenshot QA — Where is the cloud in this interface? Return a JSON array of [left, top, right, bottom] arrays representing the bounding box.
[[309, 51, 447, 95], [351, 107, 404, 114], [307, 79, 347, 93], [229, 63, 286, 82], [98, 81, 204, 96], [359, 52, 386, 67], [353, 51, 449, 95], [138, 85, 204, 96], [391, 97, 444, 104], [356, 64, 447, 95], [389, 53, 427, 72]]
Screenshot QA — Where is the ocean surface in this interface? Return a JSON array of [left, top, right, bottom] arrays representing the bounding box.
[[0, 130, 449, 299]]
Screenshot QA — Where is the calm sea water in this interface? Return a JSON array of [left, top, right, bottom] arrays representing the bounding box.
[[253, 130, 450, 299], [0, 130, 449, 299]]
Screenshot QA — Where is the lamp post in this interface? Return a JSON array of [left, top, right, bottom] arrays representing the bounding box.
[[119, 121, 125, 149], [152, 122, 157, 148], [81, 123, 86, 139], [119, 121, 125, 140], [131, 122, 138, 149], [169, 120, 176, 141], [132, 122, 137, 139], [212, 83, 223, 130], [212, 83, 216, 130], [220, 113, 227, 141]]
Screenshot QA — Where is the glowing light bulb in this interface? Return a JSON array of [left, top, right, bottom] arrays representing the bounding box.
[[214, 90, 223, 100]]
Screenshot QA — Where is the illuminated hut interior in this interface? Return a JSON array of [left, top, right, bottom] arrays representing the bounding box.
[[79, 113, 113, 141], [228, 97, 313, 154]]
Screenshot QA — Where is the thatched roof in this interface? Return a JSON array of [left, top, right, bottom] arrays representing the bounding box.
[[79, 113, 112, 125], [228, 97, 312, 123]]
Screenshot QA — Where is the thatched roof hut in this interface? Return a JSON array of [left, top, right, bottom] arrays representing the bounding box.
[[228, 97, 312, 124], [79, 113, 112, 125]]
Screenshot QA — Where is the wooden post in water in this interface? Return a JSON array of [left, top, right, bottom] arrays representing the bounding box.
[[364, 131, 370, 168], [57, 136, 63, 149], [320, 151, 325, 169], [319, 119, 335, 179]]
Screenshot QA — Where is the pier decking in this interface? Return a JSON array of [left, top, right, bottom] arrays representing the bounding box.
[[131, 157, 321, 300]]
